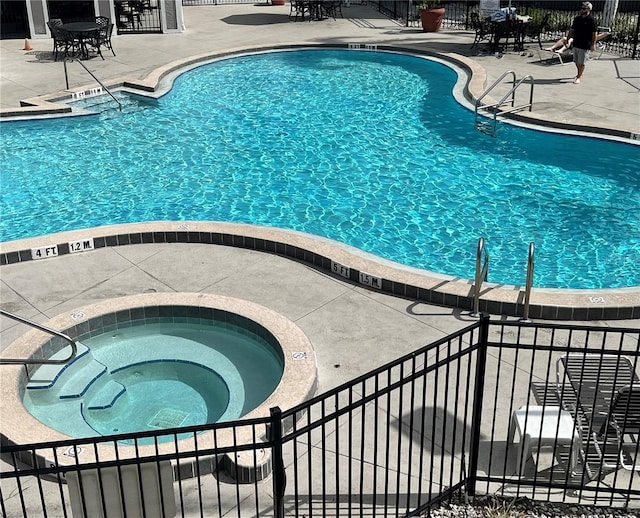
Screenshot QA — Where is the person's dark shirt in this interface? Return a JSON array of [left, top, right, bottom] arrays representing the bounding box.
[[571, 13, 597, 49]]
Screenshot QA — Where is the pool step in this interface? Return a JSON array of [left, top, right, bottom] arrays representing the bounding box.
[[58, 359, 108, 399], [26, 342, 90, 390], [70, 94, 152, 117], [86, 380, 126, 410]]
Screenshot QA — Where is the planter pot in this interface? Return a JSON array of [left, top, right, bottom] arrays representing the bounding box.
[[419, 7, 445, 32]]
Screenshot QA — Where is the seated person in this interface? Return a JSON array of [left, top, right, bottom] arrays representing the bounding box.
[[545, 29, 609, 53], [491, 7, 517, 23]]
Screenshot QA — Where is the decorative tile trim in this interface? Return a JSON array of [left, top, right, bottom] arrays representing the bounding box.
[[2, 223, 639, 321]]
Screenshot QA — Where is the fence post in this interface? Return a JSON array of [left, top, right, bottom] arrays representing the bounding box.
[[633, 8, 640, 59], [269, 406, 287, 518], [466, 313, 489, 497]]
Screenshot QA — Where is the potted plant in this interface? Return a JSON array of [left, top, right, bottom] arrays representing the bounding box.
[[415, 1, 446, 32]]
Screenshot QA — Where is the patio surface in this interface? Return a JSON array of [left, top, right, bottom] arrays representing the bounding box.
[[0, 5, 639, 515]]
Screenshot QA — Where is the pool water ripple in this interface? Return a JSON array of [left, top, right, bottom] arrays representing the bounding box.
[[1, 49, 638, 289]]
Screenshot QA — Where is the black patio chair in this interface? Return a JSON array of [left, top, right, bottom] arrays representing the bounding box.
[[89, 23, 116, 59], [289, 0, 310, 21], [470, 12, 493, 49], [47, 19, 64, 56], [116, 1, 141, 29], [95, 16, 110, 27], [321, 0, 342, 20], [522, 12, 551, 49], [48, 21, 78, 61]]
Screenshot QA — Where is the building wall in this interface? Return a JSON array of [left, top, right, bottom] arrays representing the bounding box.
[[28, 0, 48, 37], [23, 0, 183, 38]]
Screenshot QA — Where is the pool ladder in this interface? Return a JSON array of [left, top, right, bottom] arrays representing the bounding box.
[[470, 238, 535, 321], [475, 70, 534, 137], [0, 310, 79, 366]]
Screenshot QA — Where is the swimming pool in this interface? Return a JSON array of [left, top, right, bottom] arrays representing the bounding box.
[[0, 49, 638, 289]]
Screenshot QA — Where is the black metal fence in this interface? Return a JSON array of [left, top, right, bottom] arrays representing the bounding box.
[[2, 317, 639, 517], [114, 0, 163, 34], [178, 0, 640, 57], [373, 0, 640, 58]]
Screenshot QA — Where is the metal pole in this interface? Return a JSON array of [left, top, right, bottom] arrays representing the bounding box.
[[270, 407, 286, 518], [601, 0, 619, 29], [0, 309, 78, 365], [633, 6, 640, 59], [64, 59, 70, 90], [520, 242, 534, 322], [466, 314, 490, 497], [471, 237, 488, 317]]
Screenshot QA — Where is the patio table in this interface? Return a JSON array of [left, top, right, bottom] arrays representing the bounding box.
[[60, 21, 101, 60], [491, 16, 531, 53]]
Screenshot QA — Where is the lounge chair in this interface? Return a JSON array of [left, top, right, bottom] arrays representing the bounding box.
[[592, 26, 612, 60], [556, 353, 640, 478], [592, 384, 640, 472], [538, 45, 572, 65]]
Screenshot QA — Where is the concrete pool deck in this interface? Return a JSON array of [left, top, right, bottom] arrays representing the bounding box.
[[1, 7, 639, 514], [1, 236, 640, 515]]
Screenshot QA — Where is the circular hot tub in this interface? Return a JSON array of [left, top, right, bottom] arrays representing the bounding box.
[[23, 307, 288, 440], [1, 293, 316, 467]]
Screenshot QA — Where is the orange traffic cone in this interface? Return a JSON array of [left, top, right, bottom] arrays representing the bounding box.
[[23, 38, 33, 51]]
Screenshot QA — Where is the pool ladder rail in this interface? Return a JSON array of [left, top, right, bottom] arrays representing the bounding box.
[[475, 70, 534, 137], [63, 57, 122, 111], [0, 309, 79, 366], [470, 238, 535, 321]]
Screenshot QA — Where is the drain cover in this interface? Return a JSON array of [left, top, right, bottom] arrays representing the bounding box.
[[148, 409, 188, 429]]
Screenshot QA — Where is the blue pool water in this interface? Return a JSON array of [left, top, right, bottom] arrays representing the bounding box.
[[23, 321, 284, 439], [1, 49, 638, 289]]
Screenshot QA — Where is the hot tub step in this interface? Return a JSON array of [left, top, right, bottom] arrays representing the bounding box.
[[86, 380, 126, 410], [26, 342, 90, 390], [58, 359, 107, 399]]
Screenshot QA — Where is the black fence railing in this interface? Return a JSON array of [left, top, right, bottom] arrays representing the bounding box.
[[114, 0, 163, 34], [178, 0, 640, 58], [374, 0, 640, 58], [2, 317, 639, 517]]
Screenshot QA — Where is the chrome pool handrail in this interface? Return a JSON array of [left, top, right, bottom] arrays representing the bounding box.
[[520, 242, 535, 322], [0, 309, 78, 365], [475, 70, 535, 136], [63, 57, 122, 111], [471, 237, 489, 317]]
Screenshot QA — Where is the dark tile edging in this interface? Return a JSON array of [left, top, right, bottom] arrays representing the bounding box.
[[26, 306, 283, 380], [2, 230, 638, 321]]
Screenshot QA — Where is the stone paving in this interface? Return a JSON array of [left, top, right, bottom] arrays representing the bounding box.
[[1, 4, 639, 516]]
